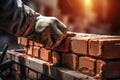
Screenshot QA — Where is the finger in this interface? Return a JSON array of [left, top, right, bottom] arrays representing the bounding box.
[[56, 19, 68, 35], [51, 23, 64, 48]]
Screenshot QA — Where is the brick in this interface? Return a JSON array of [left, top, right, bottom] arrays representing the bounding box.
[[71, 37, 89, 55], [27, 46, 33, 56], [51, 51, 60, 65], [28, 40, 34, 46], [18, 37, 21, 44], [34, 42, 43, 47], [102, 62, 120, 79], [39, 48, 52, 62], [94, 60, 105, 79], [79, 57, 95, 76], [33, 47, 40, 58], [89, 38, 120, 59], [71, 34, 120, 55], [71, 34, 99, 55], [61, 53, 78, 70], [20, 37, 28, 46]]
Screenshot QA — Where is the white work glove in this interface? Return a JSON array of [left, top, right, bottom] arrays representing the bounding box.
[[28, 15, 67, 48]]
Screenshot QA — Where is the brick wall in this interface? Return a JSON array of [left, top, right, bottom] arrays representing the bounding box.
[[13, 32, 120, 80]]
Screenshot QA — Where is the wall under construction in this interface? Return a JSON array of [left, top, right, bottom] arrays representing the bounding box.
[[7, 32, 120, 80]]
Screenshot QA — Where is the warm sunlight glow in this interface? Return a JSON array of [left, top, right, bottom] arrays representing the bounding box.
[[83, 0, 96, 22], [84, 0, 92, 10]]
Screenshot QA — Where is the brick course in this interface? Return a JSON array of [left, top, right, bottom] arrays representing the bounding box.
[[16, 32, 120, 80]]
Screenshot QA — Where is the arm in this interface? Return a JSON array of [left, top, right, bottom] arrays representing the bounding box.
[[0, 0, 36, 36], [0, 0, 67, 48]]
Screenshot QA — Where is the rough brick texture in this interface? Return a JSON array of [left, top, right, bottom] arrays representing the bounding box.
[[61, 53, 78, 70], [39, 48, 51, 62], [89, 38, 120, 59], [95, 60, 105, 79], [27, 46, 33, 56], [51, 51, 60, 65], [17, 32, 120, 80], [79, 57, 95, 76], [33, 47, 40, 58], [71, 34, 98, 55], [102, 62, 120, 79]]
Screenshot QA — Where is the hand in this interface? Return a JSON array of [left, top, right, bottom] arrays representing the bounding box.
[[28, 15, 67, 48]]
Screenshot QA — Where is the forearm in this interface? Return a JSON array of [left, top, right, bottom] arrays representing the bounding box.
[[0, 0, 37, 37], [0, 0, 67, 48]]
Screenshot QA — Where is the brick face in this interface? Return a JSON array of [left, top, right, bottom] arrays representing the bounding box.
[[102, 62, 120, 79], [33, 47, 40, 58], [71, 38, 89, 55], [39, 48, 52, 62], [34, 42, 43, 47], [61, 53, 78, 70], [28, 40, 34, 46], [20, 37, 28, 46], [51, 51, 60, 65], [27, 46, 33, 56], [89, 39, 120, 59], [71, 34, 99, 55], [18, 37, 21, 44], [78, 57, 95, 76], [95, 60, 105, 79], [16, 33, 120, 80]]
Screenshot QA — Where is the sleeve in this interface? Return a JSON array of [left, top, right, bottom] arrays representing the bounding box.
[[0, 0, 37, 37]]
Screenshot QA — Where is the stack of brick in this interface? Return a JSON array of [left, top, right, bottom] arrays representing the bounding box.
[[17, 32, 120, 80], [18, 37, 60, 65]]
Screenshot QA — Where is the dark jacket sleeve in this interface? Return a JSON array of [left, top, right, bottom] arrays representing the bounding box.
[[0, 0, 37, 37]]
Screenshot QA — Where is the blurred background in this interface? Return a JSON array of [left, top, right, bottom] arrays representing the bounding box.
[[0, 0, 120, 51], [23, 0, 120, 35]]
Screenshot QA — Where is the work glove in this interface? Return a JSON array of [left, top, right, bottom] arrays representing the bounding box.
[[28, 14, 67, 48]]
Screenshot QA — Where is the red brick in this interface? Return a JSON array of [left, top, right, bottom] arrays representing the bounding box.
[[102, 62, 120, 79], [71, 37, 89, 55], [18, 37, 21, 44], [71, 34, 98, 55], [51, 51, 60, 65], [21, 37, 28, 46], [61, 53, 78, 70], [33, 47, 40, 58], [34, 42, 43, 47], [71, 34, 120, 55], [28, 40, 34, 46], [94, 60, 105, 79], [89, 38, 120, 59], [79, 57, 95, 76], [39, 48, 52, 62], [27, 46, 33, 56]]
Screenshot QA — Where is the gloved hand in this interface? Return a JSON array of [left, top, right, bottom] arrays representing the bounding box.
[[28, 14, 67, 48]]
